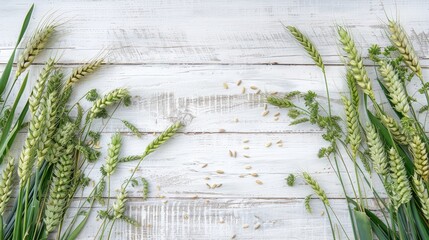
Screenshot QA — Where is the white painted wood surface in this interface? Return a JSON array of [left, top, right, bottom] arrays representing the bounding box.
[[1, 0, 428, 239]]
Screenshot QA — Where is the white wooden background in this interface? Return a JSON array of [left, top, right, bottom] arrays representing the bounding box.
[[1, 0, 429, 239]]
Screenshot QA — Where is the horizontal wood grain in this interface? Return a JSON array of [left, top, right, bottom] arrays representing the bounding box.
[[5, 63, 427, 133], [64, 198, 372, 240], [0, 0, 428, 65]]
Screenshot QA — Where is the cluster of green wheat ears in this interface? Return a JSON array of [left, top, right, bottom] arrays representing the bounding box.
[[266, 17, 429, 240], [3, 3, 429, 240], [0, 5, 183, 240]]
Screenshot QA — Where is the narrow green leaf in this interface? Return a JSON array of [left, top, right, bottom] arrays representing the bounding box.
[[0, 4, 34, 95], [411, 199, 429, 239], [354, 210, 373, 240], [0, 73, 29, 163]]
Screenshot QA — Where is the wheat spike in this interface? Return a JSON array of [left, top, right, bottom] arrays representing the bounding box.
[[302, 172, 330, 206], [342, 96, 361, 159], [338, 26, 374, 99], [0, 157, 15, 215], [66, 59, 103, 86], [410, 135, 429, 181], [346, 69, 359, 108], [144, 121, 183, 156], [413, 174, 429, 220], [37, 72, 63, 166], [122, 120, 141, 138], [29, 58, 55, 115], [89, 88, 130, 119], [44, 144, 75, 233], [389, 147, 412, 209], [103, 133, 122, 176], [113, 188, 127, 219], [286, 26, 325, 71], [18, 103, 47, 186], [378, 61, 409, 116], [46, 122, 76, 164], [388, 20, 422, 78], [380, 114, 408, 145], [266, 95, 294, 108], [16, 24, 55, 78], [366, 123, 388, 176]]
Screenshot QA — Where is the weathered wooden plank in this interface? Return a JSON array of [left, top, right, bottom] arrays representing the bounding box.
[[64, 198, 368, 240], [0, 0, 428, 65], [6, 64, 428, 133], [58, 133, 382, 199]]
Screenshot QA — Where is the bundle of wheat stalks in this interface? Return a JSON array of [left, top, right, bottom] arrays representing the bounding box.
[[0, 5, 182, 240], [267, 21, 429, 239]]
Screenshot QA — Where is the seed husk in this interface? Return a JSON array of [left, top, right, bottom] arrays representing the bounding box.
[[245, 165, 252, 170], [236, 80, 242, 86], [265, 142, 272, 147], [254, 223, 261, 230], [243, 146, 249, 150], [223, 82, 229, 89], [219, 129, 226, 133], [243, 139, 249, 143], [262, 110, 269, 116], [250, 173, 258, 177], [243, 224, 249, 229], [250, 86, 258, 90], [243, 155, 250, 158], [216, 170, 225, 174], [241, 87, 246, 94], [201, 163, 208, 168], [256, 179, 263, 185], [274, 112, 280, 117]]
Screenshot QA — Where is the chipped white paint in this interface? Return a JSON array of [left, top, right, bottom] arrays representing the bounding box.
[[1, 0, 427, 239]]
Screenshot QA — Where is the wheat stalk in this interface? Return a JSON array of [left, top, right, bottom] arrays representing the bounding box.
[[389, 147, 412, 209], [29, 58, 56, 115], [89, 88, 130, 119], [103, 133, 122, 176], [409, 135, 429, 181], [366, 123, 388, 176], [0, 157, 15, 215], [285, 26, 325, 72], [44, 144, 75, 233], [388, 20, 422, 78], [412, 173, 429, 220], [16, 24, 55, 78], [342, 96, 361, 159], [378, 61, 410, 116], [338, 26, 375, 100], [302, 172, 330, 206]]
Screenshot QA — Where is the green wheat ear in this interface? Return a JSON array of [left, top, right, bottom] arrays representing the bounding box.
[[302, 172, 330, 206], [337, 26, 375, 100], [388, 20, 422, 78], [285, 25, 325, 72], [388, 147, 412, 209]]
